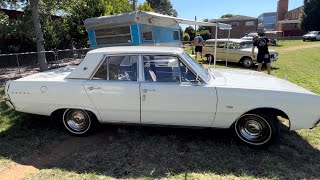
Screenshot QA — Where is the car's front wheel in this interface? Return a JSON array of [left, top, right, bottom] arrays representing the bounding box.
[[63, 109, 94, 136], [234, 114, 279, 147], [242, 57, 254, 68], [206, 55, 214, 64]]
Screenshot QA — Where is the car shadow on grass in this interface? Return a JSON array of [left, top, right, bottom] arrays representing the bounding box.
[[0, 98, 319, 179]]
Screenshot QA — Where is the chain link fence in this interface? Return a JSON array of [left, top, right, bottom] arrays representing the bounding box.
[[0, 49, 89, 85]]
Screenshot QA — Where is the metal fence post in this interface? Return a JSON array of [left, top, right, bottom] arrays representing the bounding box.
[[16, 54, 21, 77]]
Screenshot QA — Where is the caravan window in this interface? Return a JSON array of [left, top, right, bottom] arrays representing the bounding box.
[[142, 25, 153, 41], [173, 30, 179, 40], [94, 26, 132, 45]]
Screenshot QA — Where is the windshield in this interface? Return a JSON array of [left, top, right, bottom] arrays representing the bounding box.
[[182, 52, 211, 81], [308, 31, 318, 35], [240, 41, 253, 49]]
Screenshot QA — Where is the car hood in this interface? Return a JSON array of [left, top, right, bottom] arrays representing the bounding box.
[[210, 69, 315, 95]]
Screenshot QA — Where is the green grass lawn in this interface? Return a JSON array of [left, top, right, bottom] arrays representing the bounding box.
[[0, 41, 320, 179]]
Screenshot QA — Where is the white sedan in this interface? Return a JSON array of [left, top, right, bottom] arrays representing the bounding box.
[[4, 46, 320, 147]]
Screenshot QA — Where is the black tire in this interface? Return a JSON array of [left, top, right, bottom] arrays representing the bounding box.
[[206, 55, 214, 64], [62, 109, 95, 136], [242, 57, 254, 68], [234, 114, 279, 147]]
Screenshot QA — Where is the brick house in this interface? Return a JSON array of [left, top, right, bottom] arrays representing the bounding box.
[[210, 15, 258, 39], [275, 0, 305, 36]]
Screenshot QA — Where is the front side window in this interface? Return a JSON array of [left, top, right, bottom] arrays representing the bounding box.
[[93, 55, 138, 81], [142, 25, 153, 41], [142, 55, 196, 83]]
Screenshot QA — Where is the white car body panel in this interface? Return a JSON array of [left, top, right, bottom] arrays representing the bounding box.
[[5, 46, 320, 132], [140, 83, 217, 126], [83, 80, 141, 123]]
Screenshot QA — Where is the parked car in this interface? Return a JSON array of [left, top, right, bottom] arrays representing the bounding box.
[[4, 46, 320, 147], [242, 33, 277, 46], [241, 32, 258, 41], [303, 31, 320, 41], [203, 39, 279, 68]]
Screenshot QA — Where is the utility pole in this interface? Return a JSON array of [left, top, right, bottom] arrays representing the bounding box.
[[132, 0, 136, 11], [195, 16, 197, 37]]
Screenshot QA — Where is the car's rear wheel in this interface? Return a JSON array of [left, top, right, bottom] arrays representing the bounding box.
[[234, 114, 279, 147], [206, 55, 214, 64], [63, 109, 93, 136]]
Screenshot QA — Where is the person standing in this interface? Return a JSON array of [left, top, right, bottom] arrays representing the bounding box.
[[193, 34, 204, 60], [252, 33, 272, 75]]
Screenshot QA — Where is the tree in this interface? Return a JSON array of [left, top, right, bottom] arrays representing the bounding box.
[[182, 32, 190, 41], [146, 0, 177, 17], [184, 26, 195, 40], [63, 0, 132, 48], [198, 18, 211, 32], [30, 0, 48, 71], [137, 1, 154, 11], [300, 0, 320, 31], [197, 30, 211, 40], [220, 14, 235, 19]]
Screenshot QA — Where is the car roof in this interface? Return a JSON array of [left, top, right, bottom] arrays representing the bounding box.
[[206, 39, 252, 43], [88, 46, 184, 55]]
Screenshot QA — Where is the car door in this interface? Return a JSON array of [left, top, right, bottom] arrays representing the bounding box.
[[226, 42, 240, 63], [83, 55, 140, 123], [216, 41, 227, 61], [140, 54, 217, 127]]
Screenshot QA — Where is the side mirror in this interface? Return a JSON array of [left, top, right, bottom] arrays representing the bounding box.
[[196, 74, 202, 85]]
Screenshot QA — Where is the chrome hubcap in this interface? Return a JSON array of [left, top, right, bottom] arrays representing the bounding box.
[[65, 110, 90, 132], [244, 60, 252, 66], [236, 115, 271, 143]]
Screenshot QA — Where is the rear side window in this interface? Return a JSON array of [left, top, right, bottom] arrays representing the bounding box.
[[204, 42, 215, 47], [216, 42, 226, 48], [92, 56, 138, 81]]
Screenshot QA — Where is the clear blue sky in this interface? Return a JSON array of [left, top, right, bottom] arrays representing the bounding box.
[[137, 0, 304, 29]]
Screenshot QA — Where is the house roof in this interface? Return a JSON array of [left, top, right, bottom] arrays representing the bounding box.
[[211, 15, 258, 22], [277, 19, 299, 24]]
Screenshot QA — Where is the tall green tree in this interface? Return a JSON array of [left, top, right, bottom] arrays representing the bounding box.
[[1, 0, 49, 70], [198, 18, 211, 32], [137, 1, 154, 12], [63, 0, 132, 48], [220, 14, 235, 19], [184, 26, 195, 41], [300, 0, 320, 31], [146, 0, 177, 17]]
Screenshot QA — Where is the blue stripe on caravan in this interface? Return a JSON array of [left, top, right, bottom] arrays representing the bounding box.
[[131, 24, 140, 45], [87, 29, 97, 48]]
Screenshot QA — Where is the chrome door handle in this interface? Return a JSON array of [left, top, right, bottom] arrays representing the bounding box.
[[142, 89, 156, 93], [88, 87, 101, 90]]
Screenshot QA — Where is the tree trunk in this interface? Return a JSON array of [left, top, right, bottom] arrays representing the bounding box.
[[30, 0, 48, 71]]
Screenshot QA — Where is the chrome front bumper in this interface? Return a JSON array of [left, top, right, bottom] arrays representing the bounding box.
[[311, 118, 320, 129]]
